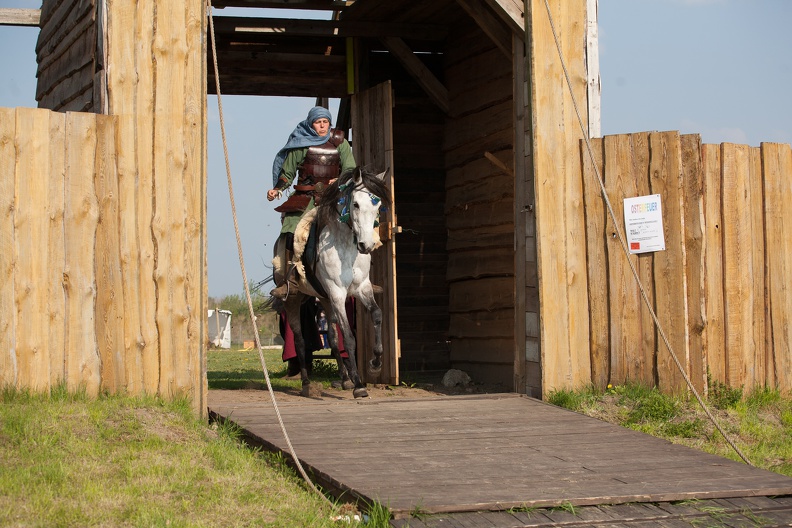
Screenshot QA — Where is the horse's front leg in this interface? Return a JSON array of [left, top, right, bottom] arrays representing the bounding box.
[[319, 299, 354, 390], [283, 296, 313, 397], [358, 288, 384, 375], [329, 294, 368, 398]]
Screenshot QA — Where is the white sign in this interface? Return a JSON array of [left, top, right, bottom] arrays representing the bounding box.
[[623, 194, 665, 254]]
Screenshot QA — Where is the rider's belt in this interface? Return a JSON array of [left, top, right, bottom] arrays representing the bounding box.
[[274, 194, 311, 213]]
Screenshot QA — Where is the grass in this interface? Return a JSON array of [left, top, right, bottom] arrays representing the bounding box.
[[0, 383, 388, 527], [207, 346, 341, 392], [547, 382, 792, 477], [6, 351, 788, 526]]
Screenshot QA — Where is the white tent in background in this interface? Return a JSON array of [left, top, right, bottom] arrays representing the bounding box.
[[208, 309, 232, 349]]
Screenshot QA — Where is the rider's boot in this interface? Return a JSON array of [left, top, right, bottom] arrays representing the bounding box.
[[270, 250, 299, 301]]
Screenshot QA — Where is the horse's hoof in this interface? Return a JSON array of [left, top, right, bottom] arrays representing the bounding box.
[[353, 387, 369, 399], [342, 380, 355, 390], [368, 359, 382, 375]]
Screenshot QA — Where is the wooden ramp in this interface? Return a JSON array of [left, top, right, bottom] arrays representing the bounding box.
[[208, 393, 792, 518]]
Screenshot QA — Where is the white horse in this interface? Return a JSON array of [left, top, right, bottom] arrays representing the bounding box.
[[272, 167, 390, 398]]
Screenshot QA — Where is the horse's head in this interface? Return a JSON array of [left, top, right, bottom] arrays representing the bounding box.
[[321, 167, 390, 254], [346, 167, 389, 254]]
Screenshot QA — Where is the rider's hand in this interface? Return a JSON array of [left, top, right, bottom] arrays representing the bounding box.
[[267, 189, 279, 201]]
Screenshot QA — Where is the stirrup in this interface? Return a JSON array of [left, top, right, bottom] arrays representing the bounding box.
[[271, 263, 297, 300], [270, 282, 290, 301]]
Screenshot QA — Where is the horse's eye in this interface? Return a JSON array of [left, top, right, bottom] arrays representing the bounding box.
[[353, 202, 360, 209]]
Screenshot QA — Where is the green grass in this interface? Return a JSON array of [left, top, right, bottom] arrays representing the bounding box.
[[207, 346, 342, 392], [8, 352, 787, 526], [0, 384, 387, 527], [548, 382, 792, 477]]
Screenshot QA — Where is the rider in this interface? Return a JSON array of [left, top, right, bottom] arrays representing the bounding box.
[[267, 106, 356, 300]]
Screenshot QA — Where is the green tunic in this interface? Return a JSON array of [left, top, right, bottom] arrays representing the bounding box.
[[276, 139, 355, 235]]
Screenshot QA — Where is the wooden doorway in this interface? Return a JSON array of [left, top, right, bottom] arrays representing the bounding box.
[[351, 81, 400, 385]]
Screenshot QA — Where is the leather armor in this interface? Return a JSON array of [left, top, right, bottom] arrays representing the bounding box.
[[275, 129, 344, 213]]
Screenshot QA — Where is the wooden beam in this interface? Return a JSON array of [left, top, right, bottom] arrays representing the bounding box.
[[209, 16, 447, 41], [208, 74, 348, 97], [484, 151, 514, 177], [455, 0, 512, 58], [0, 8, 40, 27], [379, 36, 449, 115], [211, 0, 351, 10], [586, 0, 601, 138], [483, 0, 524, 34]]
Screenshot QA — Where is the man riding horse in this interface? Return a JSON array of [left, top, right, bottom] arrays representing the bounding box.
[[267, 106, 356, 300]]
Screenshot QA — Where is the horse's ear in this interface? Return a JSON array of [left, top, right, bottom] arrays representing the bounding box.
[[353, 166, 363, 185], [375, 168, 389, 182]]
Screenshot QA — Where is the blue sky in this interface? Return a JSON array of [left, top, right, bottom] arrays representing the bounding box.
[[2, 0, 790, 297]]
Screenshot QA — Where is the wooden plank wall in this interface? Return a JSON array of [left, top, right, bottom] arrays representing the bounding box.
[[527, 0, 592, 395], [5, 0, 208, 413], [104, 0, 207, 409], [0, 105, 206, 411], [581, 133, 792, 395], [444, 14, 516, 385], [35, 0, 99, 112], [0, 106, 208, 411], [1, 108, 108, 394]]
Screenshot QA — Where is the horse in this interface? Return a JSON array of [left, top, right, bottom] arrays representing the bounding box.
[[271, 166, 391, 398]]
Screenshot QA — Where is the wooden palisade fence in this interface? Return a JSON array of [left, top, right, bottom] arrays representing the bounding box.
[[582, 131, 792, 395], [0, 0, 207, 414], [0, 107, 206, 413]]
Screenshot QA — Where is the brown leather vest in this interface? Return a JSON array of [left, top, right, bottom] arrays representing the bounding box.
[[296, 129, 344, 187], [274, 129, 345, 214]]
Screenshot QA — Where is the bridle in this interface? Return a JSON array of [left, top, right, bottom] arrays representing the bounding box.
[[336, 180, 382, 229]]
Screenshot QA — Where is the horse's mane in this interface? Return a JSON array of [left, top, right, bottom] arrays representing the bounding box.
[[317, 167, 391, 227]]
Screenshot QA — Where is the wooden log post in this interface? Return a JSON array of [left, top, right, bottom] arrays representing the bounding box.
[[721, 143, 765, 393], [15, 108, 52, 392], [649, 131, 690, 393], [64, 112, 102, 395], [702, 144, 726, 386], [0, 108, 17, 388], [762, 142, 792, 393], [47, 112, 67, 389], [94, 114, 126, 392], [528, 0, 591, 394], [680, 134, 706, 395], [581, 137, 608, 389], [603, 133, 655, 387]]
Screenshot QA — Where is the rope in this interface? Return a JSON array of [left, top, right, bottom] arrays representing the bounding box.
[[541, 0, 752, 466], [207, 1, 337, 506]]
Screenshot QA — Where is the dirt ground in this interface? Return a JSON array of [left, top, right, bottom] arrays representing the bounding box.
[[208, 377, 511, 406]]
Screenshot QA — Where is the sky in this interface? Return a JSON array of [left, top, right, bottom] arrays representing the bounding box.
[[1, 0, 790, 297]]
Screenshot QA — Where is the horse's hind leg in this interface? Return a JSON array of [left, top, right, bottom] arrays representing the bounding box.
[[283, 295, 314, 397]]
